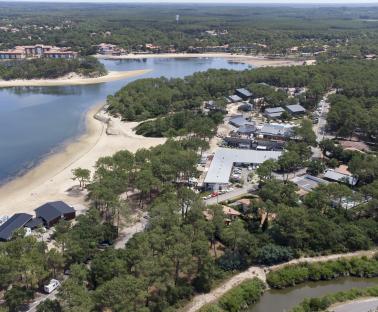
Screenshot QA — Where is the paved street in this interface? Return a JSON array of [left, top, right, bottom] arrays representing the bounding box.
[[332, 298, 378, 312], [312, 89, 335, 158]]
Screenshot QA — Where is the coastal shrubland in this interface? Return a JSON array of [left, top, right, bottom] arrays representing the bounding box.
[[0, 57, 107, 80], [266, 256, 378, 289]]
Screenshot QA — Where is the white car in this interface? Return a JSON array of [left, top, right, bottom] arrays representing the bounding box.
[[44, 279, 61, 294]]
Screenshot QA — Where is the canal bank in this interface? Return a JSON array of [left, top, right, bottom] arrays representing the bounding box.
[[249, 277, 378, 312]]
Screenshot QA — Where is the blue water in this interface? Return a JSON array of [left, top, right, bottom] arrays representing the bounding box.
[[0, 58, 250, 183]]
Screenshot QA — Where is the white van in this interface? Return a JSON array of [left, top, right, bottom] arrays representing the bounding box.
[[44, 279, 61, 294]]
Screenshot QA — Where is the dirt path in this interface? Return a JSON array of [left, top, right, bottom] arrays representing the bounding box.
[[183, 249, 377, 312]]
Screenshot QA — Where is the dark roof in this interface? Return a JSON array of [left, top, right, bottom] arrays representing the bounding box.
[[236, 88, 252, 98], [35, 201, 75, 223], [0, 213, 32, 241], [286, 104, 306, 114], [229, 115, 254, 128], [265, 107, 285, 114], [229, 95, 242, 102], [238, 103, 253, 112], [224, 137, 253, 145], [237, 124, 257, 134], [25, 217, 44, 229]]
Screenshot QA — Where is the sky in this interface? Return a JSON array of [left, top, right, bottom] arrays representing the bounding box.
[[1, 0, 378, 3]]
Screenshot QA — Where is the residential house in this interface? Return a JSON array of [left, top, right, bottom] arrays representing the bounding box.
[[264, 107, 285, 119], [223, 137, 253, 149], [35, 201, 76, 228], [235, 88, 252, 101], [229, 115, 254, 128], [257, 123, 294, 141], [286, 104, 306, 116], [228, 95, 243, 103], [0, 213, 32, 241]]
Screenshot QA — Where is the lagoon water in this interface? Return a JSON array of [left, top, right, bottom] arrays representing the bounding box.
[[0, 58, 250, 183], [249, 277, 378, 312]]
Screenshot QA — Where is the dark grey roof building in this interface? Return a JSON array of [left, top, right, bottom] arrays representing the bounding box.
[[259, 124, 294, 139], [237, 124, 257, 135], [228, 95, 243, 103], [35, 201, 76, 228], [0, 213, 32, 241], [25, 217, 44, 230], [238, 103, 253, 112], [229, 115, 254, 128], [235, 88, 252, 100], [286, 104, 306, 115], [264, 107, 285, 119], [224, 137, 253, 149]]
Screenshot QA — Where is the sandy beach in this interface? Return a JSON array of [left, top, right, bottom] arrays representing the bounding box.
[[96, 53, 313, 68], [0, 105, 166, 217], [0, 69, 151, 88]]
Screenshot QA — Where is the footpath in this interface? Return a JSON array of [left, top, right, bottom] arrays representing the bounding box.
[[183, 249, 377, 312]]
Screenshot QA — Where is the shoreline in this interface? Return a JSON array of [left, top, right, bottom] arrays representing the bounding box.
[[0, 103, 166, 217], [95, 53, 313, 67], [0, 69, 151, 88]]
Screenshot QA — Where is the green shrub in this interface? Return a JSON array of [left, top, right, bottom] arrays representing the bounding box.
[[267, 257, 378, 289], [218, 278, 265, 312]]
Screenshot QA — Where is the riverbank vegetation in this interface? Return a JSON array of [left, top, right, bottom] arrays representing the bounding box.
[[291, 285, 378, 312], [267, 256, 378, 289], [0, 57, 107, 80], [199, 278, 266, 312]]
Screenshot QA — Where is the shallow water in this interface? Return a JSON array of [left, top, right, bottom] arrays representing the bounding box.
[[249, 277, 378, 312], [0, 58, 250, 183]]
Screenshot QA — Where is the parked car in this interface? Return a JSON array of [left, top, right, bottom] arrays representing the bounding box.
[[44, 279, 60, 294]]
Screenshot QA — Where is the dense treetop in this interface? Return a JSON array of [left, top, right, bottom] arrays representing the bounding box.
[[0, 3, 378, 56], [0, 57, 107, 80]]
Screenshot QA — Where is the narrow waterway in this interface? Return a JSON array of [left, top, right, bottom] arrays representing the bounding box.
[[249, 277, 378, 312], [0, 58, 250, 183]]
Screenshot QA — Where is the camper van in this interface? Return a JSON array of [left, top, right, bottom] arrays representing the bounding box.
[[44, 279, 60, 294]]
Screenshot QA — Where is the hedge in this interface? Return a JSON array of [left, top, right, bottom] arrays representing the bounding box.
[[199, 278, 265, 312]]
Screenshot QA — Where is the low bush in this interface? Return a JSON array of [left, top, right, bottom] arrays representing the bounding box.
[[200, 278, 265, 312], [267, 257, 378, 289]]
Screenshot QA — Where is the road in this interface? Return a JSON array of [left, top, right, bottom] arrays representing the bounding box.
[[332, 298, 378, 312], [26, 276, 68, 312], [312, 89, 335, 158]]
